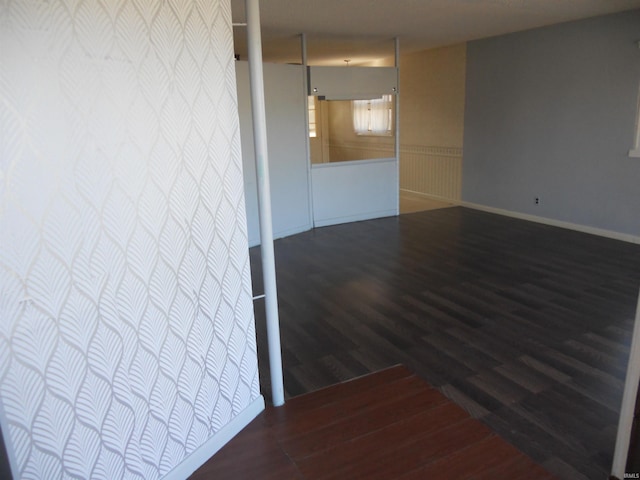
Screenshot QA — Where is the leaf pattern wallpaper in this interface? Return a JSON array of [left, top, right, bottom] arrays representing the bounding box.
[[0, 0, 261, 478]]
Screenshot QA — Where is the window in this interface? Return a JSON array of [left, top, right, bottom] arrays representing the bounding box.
[[352, 95, 393, 136], [308, 96, 317, 138]]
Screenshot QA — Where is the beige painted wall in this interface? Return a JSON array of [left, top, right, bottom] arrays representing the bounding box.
[[398, 44, 466, 200], [400, 44, 466, 148], [317, 44, 468, 151]]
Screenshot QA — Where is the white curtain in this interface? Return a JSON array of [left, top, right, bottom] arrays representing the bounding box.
[[352, 99, 371, 134], [352, 95, 393, 135]]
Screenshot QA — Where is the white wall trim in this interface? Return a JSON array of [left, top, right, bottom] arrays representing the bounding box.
[[248, 221, 313, 248], [163, 396, 265, 480], [460, 201, 640, 245], [629, 148, 640, 158], [273, 222, 313, 241], [314, 209, 397, 228]]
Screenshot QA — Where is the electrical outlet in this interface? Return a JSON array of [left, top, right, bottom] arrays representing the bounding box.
[[535, 197, 540, 205]]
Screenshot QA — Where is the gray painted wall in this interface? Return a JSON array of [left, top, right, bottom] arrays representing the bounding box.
[[463, 10, 640, 237]]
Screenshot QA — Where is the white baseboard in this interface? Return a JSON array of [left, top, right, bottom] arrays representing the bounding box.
[[460, 201, 640, 245], [314, 209, 398, 228], [163, 395, 265, 480], [248, 222, 314, 248]]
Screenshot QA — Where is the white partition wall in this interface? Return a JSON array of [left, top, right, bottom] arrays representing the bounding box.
[[0, 1, 263, 478], [312, 158, 399, 227], [306, 54, 400, 228], [236, 62, 312, 246], [236, 62, 400, 239]]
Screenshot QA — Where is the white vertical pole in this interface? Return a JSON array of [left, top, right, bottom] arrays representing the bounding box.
[[245, 0, 285, 407], [301, 33, 315, 228], [612, 288, 640, 478], [394, 37, 400, 215]]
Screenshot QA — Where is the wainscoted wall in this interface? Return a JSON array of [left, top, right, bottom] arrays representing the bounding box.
[[399, 145, 463, 201], [0, 1, 261, 479]]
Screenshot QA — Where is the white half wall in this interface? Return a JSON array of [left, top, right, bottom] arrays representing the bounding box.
[[236, 62, 312, 247], [312, 158, 399, 227], [0, 1, 262, 478]]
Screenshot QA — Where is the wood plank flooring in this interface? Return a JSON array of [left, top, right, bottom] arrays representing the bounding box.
[[191, 365, 558, 479], [249, 207, 640, 480]]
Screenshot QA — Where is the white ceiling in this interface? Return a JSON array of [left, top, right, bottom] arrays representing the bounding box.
[[231, 0, 640, 65]]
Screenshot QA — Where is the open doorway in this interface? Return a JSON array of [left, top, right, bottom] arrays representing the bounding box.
[[395, 45, 466, 214]]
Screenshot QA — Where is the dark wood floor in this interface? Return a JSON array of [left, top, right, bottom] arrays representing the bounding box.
[[191, 365, 558, 479], [250, 207, 640, 480]]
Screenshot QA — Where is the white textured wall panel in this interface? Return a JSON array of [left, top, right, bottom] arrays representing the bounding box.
[[0, 0, 260, 479]]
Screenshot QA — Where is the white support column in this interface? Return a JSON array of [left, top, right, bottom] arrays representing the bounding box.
[[301, 33, 315, 228], [245, 0, 285, 407], [394, 37, 400, 215], [612, 288, 640, 478]]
